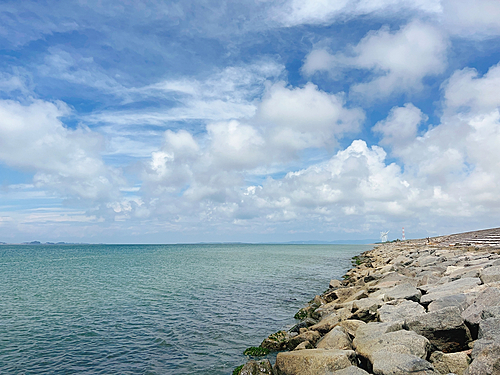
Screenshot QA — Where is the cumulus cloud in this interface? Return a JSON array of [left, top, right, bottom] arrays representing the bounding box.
[[303, 21, 448, 98], [442, 0, 500, 38], [0, 99, 123, 201]]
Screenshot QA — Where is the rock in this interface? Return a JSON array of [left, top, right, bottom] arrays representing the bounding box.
[[287, 330, 321, 350], [478, 317, 500, 340], [371, 351, 439, 375], [461, 287, 500, 325], [310, 313, 343, 334], [289, 318, 318, 333], [464, 341, 500, 375], [337, 320, 366, 338], [261, 331, 291, 351], [330, 279, 342, 289], [429, 351, 471, 375], [482, 305, 500, 319], [378, 300, 425, 323], [316, 326, 353, 350], [383, 283, 422, 302], [332, 366, 370, 374], [479, 265, 500, 284], [274, 349, 357, 375], [350, 298, 383, 323], [427, 294, 469, 313], [240, 359, 274, 375], [405, 306, 472, 352], [420, 278, 482, 305], [294, 341, 313, 350], [344, 289, 369, 303], [354, 328, 430, 363]]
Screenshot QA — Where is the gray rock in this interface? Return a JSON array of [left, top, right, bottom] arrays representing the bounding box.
[[261, 331, 291, 351], [287, 330, 321, 350], [480, 265, 500, 283], [316, 326, 353, 350], [378, 300, 426, 323], [427, 294, 469, 313], [461, 287, 500, 325], [405, 306, 472, 352], [274, 349, 357, 375], [294, 340, 313, 350], [420, 278, 482, 305], [337, 319, 367, 338], [371, 351, 439, 375], [478, 317, 500, 340], [464, 341, 500, 375], [354, 328, 430, 362], [240, 359, 274, 375], [481, 305, 500, 319], [383, 283, 422, 302], [331, 366, 370, 375], [429, 351, 471, 375], [417, 255, 445, 267]]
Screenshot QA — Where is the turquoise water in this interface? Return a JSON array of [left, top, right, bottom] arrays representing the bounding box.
[[0, 244, 372, 374]]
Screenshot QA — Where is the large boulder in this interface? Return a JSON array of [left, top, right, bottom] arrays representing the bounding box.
[[478, 317, 500, 340], [337, 319, 367, 338], [427, 293, 469, 313], [419, 278, 482, 305], [429, 351, 471, 375], [309, 312, 343, 334], [479, 265, 500, 284], [240, 359, 274, 375], [377, 300, 425, 323], [383, 283, 422, 302], [274, 349, 357, 375], [405, 306, 472, 352], [286, 330, 321, 350], [316, 326, 353, 350], [464, 341, 500, 375], [461, 287, 500, 325], [354, 329, 430, 363], [371, 351, 439, 375]]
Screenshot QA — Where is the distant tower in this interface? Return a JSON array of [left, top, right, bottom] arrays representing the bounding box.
[[402, 227, 405, 241], [380, 231, 389, 243]]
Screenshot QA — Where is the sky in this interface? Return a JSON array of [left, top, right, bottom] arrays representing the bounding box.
[[1, 0, 500, 243]]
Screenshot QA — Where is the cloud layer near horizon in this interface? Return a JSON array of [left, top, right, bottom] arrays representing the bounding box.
[[1, 0, 500, 243]]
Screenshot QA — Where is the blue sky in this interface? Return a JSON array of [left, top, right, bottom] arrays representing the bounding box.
[[1, 0, 500, 243]]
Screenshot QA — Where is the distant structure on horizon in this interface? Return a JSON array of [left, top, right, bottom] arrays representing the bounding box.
[[380, 231, 389, 243], [402, 227, 405, 241]]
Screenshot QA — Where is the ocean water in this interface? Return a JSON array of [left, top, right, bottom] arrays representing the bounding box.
[[0, 243, 372, 374]]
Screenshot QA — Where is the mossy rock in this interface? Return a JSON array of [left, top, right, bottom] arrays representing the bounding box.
[[243, 346, 270, 357], [233, 364, 244, 375], [261, 330, 290, 351]]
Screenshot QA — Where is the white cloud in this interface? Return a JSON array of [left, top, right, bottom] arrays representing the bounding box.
[[442, 0, 500, 38], [0, 99, 123, 201], [303, 21, 448, 98], [271, 0, 441, 27]]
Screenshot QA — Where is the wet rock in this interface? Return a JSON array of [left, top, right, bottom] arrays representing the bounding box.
[[240, 359, 274, 375], [378, 299, 425, 323], [405, 306, 472, 352], [383, 282, 422, 302], [274, 349, 356, 375], [429, 351, 471, 375], [289, 317, 318, 333], [316, 326, 353, 350]]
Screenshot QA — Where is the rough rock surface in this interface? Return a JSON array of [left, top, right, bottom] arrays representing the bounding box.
[[316, 326, 353, 350], [274, 349, 357, 375], [429, 351, 470, 375], [371, 351, 439, 375], [240, 359, 274, 375]]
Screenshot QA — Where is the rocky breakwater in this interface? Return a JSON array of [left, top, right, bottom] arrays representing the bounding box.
[[236, 230, 500, 375]]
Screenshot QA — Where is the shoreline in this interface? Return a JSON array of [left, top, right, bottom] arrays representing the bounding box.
[[236, 228, 500, 375]]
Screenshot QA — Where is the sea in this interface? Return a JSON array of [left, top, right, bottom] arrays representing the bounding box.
[[0, 243, 373, 374]]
